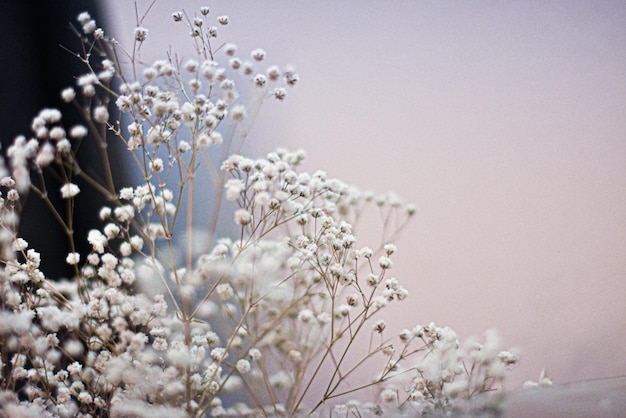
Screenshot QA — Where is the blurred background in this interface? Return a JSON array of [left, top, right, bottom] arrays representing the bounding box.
[[107, 0, 625, 388]]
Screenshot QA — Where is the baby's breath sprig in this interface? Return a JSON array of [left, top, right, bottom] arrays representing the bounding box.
[[0, 4, 519, 418]]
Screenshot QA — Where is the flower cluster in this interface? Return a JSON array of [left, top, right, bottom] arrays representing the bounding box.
[[332, 325, 519, 416], [0, 5, 519, 418]]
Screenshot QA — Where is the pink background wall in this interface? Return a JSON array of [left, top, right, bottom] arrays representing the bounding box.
[[107, 1, 626, 387]]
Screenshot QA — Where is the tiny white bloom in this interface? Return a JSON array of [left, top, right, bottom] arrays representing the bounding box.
[[230, 105, 247, 121], [236, 359, 251, 374], [61, 88, 76, 102], [65, 252, 80, 265], [274, 87, 287, 100], [134, 27, 149, 42], [249, 348, 262, 361], [253, 74, 267, 87], [150, 158, 164, 173], [373, 319, 386, 333], [7, 189, 20, 202], [70, 125, 88, 139], [60, 183, 80, 199], [93, 105, 109, 123], [77, 12, 91, 25], [378, 256, 393, 270], [251, 48, 266, 61], [234, 209, 251, 226]]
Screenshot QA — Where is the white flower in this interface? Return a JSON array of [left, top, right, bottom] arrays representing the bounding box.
[[225, 179, 244, 200], [88, 230, 107, 253], [77, 392, 92, 404], [56, 139, 72, 154], [373, 319, 386, 333], [384, 243, 397, 255], [101, 253, 118, 269], [288, 350, 302, 363], [12, 238, 28, 251], [498, 350, 519, 365], [210, 131, 223, 145], [253, 74, 267, 87], [77, 12, 91, 25], [195, 133, 209, 149], [242, 61, 254, 76], [380, 388, 397, 403], [399, 329, 414, 344], [60, 183, 80, 199], [50, 126, 66, 141], [114, 205, 135, 222], [297, 309, 315, 323], [134, 27, 149, 42], [234, 209, 252, 225], [77, 73, 98, 88], [211, 347, 228, 361], [178, 141, 191, 153], [184, 59, 199, 72], [216, 283, 234, 300], [61, 88, 76, 102], [230, 105, 247, 121], [0, 177, 16, 188], [266, 66, 281, 81], [236, 359, 251, 374], [70, 125, 88, 139], [150, 158, 164, 173], [334, 405, 348, 414], [67, 361, 82, 375], [361, 247, 373, 258], [251, 48, 266, 61], [130, 235, 144, 250], [103, 223, 120, 239], [229, 57, 241, 70], [378, 256, 393, 269], [99, 207, 111, 220], [83, 20, 97, 34], [7, 189, 19, 202], [346, 294, 359, 307], [372, 296, 388, 308], [65, 252, 80, 265], [93, 105, 109, 123], [127, 122, 142, 136], [119, 187, 134, 200], [274, 87, 287, 100]]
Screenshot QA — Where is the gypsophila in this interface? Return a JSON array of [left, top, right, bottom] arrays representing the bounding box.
[[60, 183, 80, 198], [65, 252, 80, 265], [0, 5, 518, 418], [134, 26, 149, 42]]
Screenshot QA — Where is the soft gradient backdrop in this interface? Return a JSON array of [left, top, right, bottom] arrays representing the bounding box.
[[107, 0, 626, 387]]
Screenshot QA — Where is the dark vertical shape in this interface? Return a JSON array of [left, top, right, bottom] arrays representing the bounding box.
[[0, 1, 127, 279]]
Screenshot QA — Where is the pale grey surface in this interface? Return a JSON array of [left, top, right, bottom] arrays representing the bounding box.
[[503, 377, 626, 417]]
